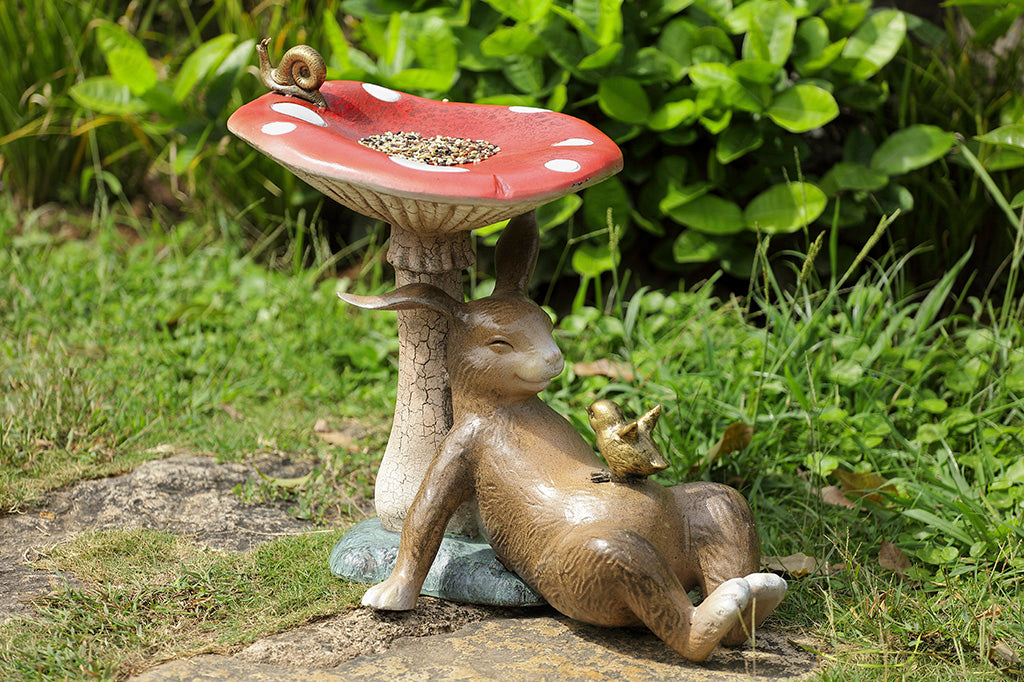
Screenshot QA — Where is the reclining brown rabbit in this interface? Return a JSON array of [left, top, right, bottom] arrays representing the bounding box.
[[339, 211, 786, 662]]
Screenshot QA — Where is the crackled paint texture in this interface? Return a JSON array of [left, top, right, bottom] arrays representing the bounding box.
[[382, 230, 478, 536]]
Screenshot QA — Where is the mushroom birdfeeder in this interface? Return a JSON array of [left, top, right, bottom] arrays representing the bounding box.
[[228, 43, 623, 537]]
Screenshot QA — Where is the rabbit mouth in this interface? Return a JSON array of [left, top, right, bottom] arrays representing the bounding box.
[[515, 375, 553, 391]]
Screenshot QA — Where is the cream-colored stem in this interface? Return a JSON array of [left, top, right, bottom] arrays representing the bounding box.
[[375, 226, 478, 537]]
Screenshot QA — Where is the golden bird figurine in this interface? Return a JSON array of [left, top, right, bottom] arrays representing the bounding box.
[[587, 400, 669, 483]]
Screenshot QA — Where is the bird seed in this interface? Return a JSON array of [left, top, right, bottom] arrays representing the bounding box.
[[358, 131, 500, 166]]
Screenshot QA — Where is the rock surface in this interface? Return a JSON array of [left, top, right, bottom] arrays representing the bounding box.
[[2, 454, 819, 681], [135, 602, 818, 681], [330, 517, 544, 606], [0, 453, 316, 621]]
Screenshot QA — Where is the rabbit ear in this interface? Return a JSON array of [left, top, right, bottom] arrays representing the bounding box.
[[494, 210, 539, 294], [338, 283, 458, 317]]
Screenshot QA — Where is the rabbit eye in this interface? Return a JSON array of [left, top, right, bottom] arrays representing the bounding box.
[[487, 338, 513, 354]]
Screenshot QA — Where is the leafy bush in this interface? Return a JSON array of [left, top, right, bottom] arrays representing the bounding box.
[[3, 0, 1023, 295], [329, 0, 1008, 288]]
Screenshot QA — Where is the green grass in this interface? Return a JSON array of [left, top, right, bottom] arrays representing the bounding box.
[[1, 194, 1023, 679], [0, 199, 394, 514], [0, 528, 362, 679]]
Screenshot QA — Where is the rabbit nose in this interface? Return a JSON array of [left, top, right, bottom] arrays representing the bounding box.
[[545, 349, 564, 374]]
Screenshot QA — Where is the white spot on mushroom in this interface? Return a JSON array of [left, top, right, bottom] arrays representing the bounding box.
[[389, 156, 470, 173], [552, 138, 594, 147], [509, 106, 551, 114], [261, 121, 297, 136], [363, 83, 402, 102], [544, 159, 582, 173], [271, 102, 327, 127]]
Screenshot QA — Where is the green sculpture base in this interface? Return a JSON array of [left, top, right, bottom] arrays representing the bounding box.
[[330, 518, 545, 607]]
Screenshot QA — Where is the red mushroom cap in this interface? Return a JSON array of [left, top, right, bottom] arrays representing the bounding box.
[[227, 81, 623, 233]]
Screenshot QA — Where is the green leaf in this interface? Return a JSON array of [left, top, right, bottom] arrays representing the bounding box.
[[572, 241, 617, 278], [666, 194, 746, 235], [648, 99, 696, 131], [592, 0, 624, 46], [903, 509, 974, 546], [917, 398, 948, 414], [793, 17, 846, 74], [481, 25, 543, 57], [174, 35, 237, 102], [821, 162, 889, 194], [673, 230, 728, 263], [598, 76, 650, 124], [870, 125, 955, 175], [658, 17, 699, 66], [835, 9, 906, 81], [69, 76, 149, 114], [323, 11, 352, 71], [767, 84, 838, 133], [416, 17, 458, 73], [689, 63, 762, 112], [716, 123, 763, 164], [821, 4, 868, 39], [388, 68, 454, 92], [828, 359, 863, 386], [96, 23, 157, 96], [583, 177, 631, 231], [659, 182, 712, 213], [976, 124, 1024, 151], [731, 59, 780, 84], [482, 0, 552, 23], [578, 43, 623, 70], [537, 194, 583, 231], [744, 182, 827, 233], [742, 0, 797, 66], [503, 56, 545, 94]]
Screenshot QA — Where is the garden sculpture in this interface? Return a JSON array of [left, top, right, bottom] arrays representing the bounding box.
[[256, 39, 327, 109], [587, 400, 669, 483], [340, 211, 787, 662], [229, 42, 623, 537]]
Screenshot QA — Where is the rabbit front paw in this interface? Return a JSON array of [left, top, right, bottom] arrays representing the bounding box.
[[361, 576, 419, 611]]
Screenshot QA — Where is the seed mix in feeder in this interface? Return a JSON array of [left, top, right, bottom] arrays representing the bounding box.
[[359, 131, 500, 166]]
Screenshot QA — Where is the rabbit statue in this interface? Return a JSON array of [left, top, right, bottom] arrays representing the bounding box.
[[339, 210, 786, 662]]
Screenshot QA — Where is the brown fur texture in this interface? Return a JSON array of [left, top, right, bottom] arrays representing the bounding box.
[[340, 211, 786, 662]]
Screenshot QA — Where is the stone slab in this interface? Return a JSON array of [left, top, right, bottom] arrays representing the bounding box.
[[134, 608, 818, 682], [330, 517, 544, 606]]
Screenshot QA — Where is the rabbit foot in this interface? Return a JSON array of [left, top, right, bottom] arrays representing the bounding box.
[[721, 572, 788, 646], [685, 577, 751, 660], [362, 575, 419, 611]]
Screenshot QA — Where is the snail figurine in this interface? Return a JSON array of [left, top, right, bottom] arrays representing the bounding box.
[[257, 38, 327, 108]]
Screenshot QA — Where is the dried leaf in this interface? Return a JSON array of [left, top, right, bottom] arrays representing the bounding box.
[[834, 469, 894, 503], [219, 403, 244, 421], [762, 552, 823, 577], [988, 641, 1021, 668], [689, 422, 753, 474], [38, 511, 56, 520], [313, 418, 364, 451], [573, 359, 636, 382], [254, 466, 312, 490], [818, 485, 857, 509], [878, 540, 911, 575]]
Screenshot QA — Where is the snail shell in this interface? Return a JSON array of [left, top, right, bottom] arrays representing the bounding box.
[[257, 38, 327, 109]]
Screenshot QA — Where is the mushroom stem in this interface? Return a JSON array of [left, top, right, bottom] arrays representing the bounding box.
[[376, 226, 479, 537]]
